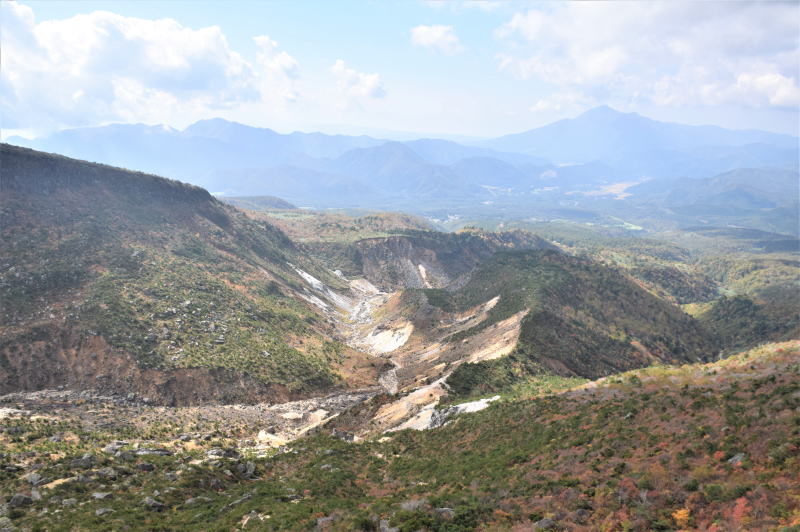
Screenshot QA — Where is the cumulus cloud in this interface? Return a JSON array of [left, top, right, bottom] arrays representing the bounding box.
[[254, 35, 300, 102], [331, 59, 386, 106], [496, 2, 800, 109], [0, 1, 299, 131], [411, 25, 464, 55]]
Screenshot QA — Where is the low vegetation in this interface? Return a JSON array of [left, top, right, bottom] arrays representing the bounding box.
[[0, 145, 359, 400], [424, 249, 713, 381], [2, 342, 797, 531]]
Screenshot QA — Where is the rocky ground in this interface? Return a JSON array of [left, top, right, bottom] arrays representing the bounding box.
[[0, 341, 796, 531]]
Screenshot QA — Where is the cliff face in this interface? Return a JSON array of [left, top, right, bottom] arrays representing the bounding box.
[[352, 230, 558, 290], [0, 144, 376, 404]]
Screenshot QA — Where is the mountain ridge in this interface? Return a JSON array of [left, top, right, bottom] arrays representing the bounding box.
[[0, 144, 380, 405]]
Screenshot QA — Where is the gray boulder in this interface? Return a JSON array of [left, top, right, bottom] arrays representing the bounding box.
[[142, 496, 165, 511], [8, 495, 32, 508]]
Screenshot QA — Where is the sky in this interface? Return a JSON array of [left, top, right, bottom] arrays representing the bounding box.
[[2, 0, 799, 139]]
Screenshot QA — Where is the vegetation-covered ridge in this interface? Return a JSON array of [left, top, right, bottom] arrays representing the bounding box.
[[422, 248, 713, 385], [1, 341, 797, 531], [0, 144, 376, 404], [448, 220, 799, 356]]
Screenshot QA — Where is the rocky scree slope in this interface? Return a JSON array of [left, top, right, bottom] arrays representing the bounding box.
[[0, 145, 378, 405]]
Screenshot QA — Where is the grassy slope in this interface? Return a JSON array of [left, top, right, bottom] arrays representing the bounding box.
[[450, 220, 799, 356], [451, 221, 722, 306], [423, 249, 713, 391], [2, 341, 797, 531], [0, 145, 359, 398], [694, 252, 800, 353]]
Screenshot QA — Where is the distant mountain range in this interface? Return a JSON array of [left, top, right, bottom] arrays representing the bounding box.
[[9, 106, 798, 232], [483, 105, 797, 162]]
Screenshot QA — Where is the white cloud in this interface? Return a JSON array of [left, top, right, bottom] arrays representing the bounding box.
[[254, 35, 300, 102], [422, 1, 504, 13], [331, 59, 386, 106], [0, 2, 298, 131], [734, 72, 800, 108], [496, 2, 800, 110], [530, 91, 592, 113], [411, 24, 464, 55]]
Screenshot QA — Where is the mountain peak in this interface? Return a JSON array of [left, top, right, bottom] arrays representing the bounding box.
[[183, 118, 277, 139], [578, 105, 638, 121]]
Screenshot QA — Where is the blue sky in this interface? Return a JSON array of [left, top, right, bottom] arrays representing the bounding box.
[[2, 1, 799, 139]]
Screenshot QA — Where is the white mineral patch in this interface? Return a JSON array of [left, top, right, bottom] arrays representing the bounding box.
[[417, 264, 431, 288], [294, 266, 325, 292], [350, 278, 380, 296], [290, 264, 354, 311], [395, 394, 501, 432], [366, 321, 413, 353], [452, 395, 500, 414], [297, 292, 330, 311]]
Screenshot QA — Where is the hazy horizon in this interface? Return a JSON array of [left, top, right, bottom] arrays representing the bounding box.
[[5, 104, 799, 145], [2, 0, 799, 139]]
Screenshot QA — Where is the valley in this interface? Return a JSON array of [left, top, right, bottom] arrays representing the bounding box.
[[1, 136, 798, 531], [4, 1, 799, 529]]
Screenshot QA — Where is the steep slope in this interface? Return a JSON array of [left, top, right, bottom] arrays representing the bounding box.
[[293, 238, 715, 434], [350, 230, 557, 290], [0, 145, 378, 405], [426, 249, 714, 388], [4, 341, 797, 531]]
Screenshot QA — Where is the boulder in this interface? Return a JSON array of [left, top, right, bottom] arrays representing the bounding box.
[[8, 494, 32, 508], [142, 497, 165, 511], [534, 517, 556, 530], [135, 448, 173, 457], [69, 453, 95, 470], [399, 498, 428, 511]]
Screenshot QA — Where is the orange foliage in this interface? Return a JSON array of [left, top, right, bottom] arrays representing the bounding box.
[[672, 507, 691, 528], [732, 497, 750, 524]]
